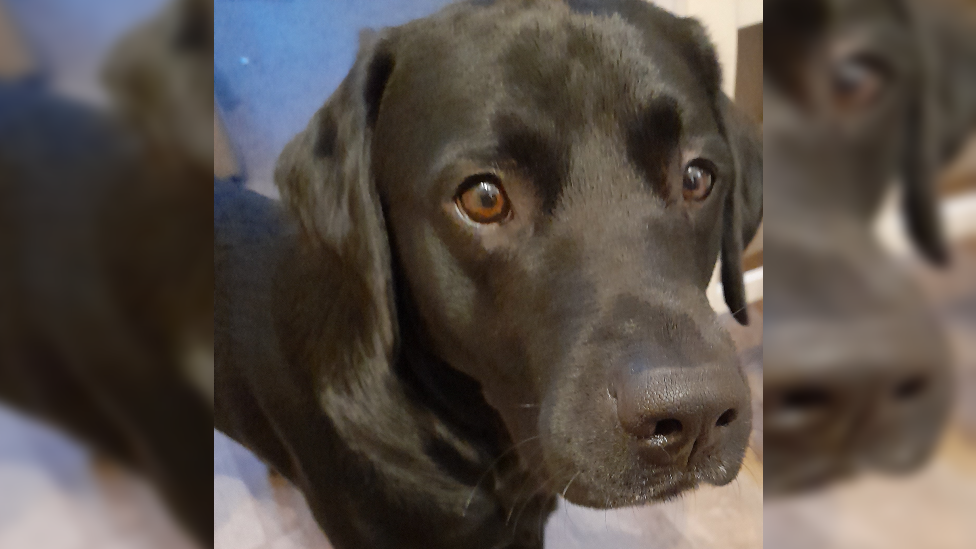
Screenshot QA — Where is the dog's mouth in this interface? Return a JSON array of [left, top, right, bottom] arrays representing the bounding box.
[[510, 385, 751, 509], [765, 454, 855, 495], [548, 458, 742, 509], [764, 431, 944, 496], [560, 470, 698, 508]]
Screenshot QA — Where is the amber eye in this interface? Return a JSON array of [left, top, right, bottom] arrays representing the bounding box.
[[682, 161, 716, 202], [455, 174, 511, 223], [831, 56, 886, 112]]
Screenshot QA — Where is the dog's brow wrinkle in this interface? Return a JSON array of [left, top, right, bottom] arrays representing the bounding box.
[[492, 114, 567, 215], [626, 96, 682, 197]]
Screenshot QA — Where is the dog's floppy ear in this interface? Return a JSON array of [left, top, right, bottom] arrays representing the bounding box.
[[719, 95, 763, 325], [274, 30, 398, 388], [924, 2, 976, 167], [899, 0, 976, 266], [672, 16, 762, 325], [898, 0, 950, 266]]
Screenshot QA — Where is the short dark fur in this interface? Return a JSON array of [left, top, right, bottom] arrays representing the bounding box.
[[763, 0, 976, 493], [215, 1, 763, 548], [1, 1, 214, 545]]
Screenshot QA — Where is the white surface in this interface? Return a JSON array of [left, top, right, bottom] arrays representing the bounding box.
[[875, 189, 976, 255], [0, 405, 195, 549], [211, 429, 762, 549], [707, 265, 764, 314], [685, 0, 741, 97], [0, 403, 761, 549], [652, 0, 764, 98], [736, 0, 763, 29]]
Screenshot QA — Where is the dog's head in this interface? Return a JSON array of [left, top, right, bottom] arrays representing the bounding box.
[[275, 0, 761, 508], [763, 0, 975, 493], [102, 0, 214, 169]]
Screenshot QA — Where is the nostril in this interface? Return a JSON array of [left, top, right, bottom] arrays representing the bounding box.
[[652, 418, 682, 437], [715, 408, 737, 427], [782, 387, 832, 410], [894, 375, 928, 401]]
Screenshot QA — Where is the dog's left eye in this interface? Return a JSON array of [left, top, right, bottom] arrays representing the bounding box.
[[682, 161, 715, 202], [456, 174, 511, 223]]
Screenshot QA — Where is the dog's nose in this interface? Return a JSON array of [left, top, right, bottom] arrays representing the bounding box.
[[763, 318, 952, 491], [611, 363, 750, 463], [765, 362, 947, 439]]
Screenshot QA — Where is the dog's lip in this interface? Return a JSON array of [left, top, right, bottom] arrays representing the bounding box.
[[553, 450, 747, 507], [764, 455, 854, 495], [648, 474, 699, 500], [625, 473, 700, 505], [563, 469, 702, 508], [694, 462, 739, 486]]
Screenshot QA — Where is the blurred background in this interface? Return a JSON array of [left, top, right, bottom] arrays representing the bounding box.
[[762, 1, 976, 548], [1, 0, 212, 548], [0, 0, 974, 548]]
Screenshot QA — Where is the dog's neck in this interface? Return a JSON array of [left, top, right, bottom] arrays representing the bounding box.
[[393, 335, 557, 547], [397, 339, 505, 441], [389, 276, 558, 543], [393, 289, 511, 471]]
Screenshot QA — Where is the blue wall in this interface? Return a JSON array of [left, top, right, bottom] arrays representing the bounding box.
[[6, 0, 457, 196], [214, 0, 454, 196], [6, 0, 168, 102]]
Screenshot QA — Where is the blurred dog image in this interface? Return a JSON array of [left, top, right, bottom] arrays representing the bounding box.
[[763, 0, 976, 493], [0, 0, 214, 545]]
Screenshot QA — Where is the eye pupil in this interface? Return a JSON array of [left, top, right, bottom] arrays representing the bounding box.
[[457, 175, 511, 223], [478, 184, 498, 208], [835, 63, 865, 92], [682, 162, 714, 202], [684, 166, 703, 190], [831, 57, 884, 109]]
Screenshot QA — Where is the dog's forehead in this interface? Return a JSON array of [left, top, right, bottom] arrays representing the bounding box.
[[374, 1, 723, 203], [827, 0, 916, 43], [388, 2, 710, 126], [830, 0, 904, 21], [822, 0, 918, 70]]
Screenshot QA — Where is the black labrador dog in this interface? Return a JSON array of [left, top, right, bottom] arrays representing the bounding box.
[[763, 0, 976, 493], [215, 0, 762, 547], [0, 0, 214, 545]]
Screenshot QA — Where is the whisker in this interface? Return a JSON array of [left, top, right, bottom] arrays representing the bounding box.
[[537, 478, 561, 541], [739, 454, 761, 484], [506, 452, 548, 525], [730, 303, 751, 318], [462, 434, 542, 516], [563, 487, 580, 534], [511, 475, 554, 534], [561, 470, 582, 498]]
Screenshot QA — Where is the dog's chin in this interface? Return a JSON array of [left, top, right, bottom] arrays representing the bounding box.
[[563, 475, 696, 509], [764, 456, 854, 496], [559, 465, 741, 509], [765, 440, 936, 496]]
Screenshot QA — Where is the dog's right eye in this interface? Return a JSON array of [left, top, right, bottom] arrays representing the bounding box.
[[456, 174, 511, 224], [830, 55, 887, 112], [682, 161, 716, 202]]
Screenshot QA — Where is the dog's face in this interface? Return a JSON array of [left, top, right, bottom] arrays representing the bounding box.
[[765, 0, 933, 219], [763, 0, 964, 493], [276, 0, 761, 508]]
